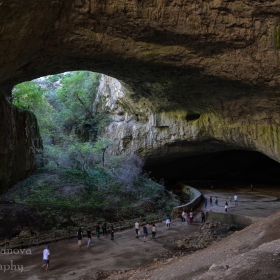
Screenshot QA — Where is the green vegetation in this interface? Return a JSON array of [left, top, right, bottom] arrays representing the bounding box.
[[6, 71, 179, 230]]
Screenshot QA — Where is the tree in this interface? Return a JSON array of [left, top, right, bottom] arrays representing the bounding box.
[[93, 137, 114, 167], [57, 71, 109, 141], [12, 80, 57, 139]]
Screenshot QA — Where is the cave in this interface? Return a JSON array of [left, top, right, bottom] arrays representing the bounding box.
[[1, 1, 280, 192], [145, 150, 280, 187]]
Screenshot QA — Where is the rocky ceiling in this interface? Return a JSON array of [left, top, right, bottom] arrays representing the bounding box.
[[1, 0, 280, 192]]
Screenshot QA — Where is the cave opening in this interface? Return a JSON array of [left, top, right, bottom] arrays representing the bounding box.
[[145, 150, 280, 189]]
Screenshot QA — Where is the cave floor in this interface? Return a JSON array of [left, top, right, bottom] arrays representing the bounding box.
[[0, 186, 280, 279], [197, 185, 280, 218]]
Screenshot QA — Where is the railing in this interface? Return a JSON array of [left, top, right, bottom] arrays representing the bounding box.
[[171, 183, 202, 218], [0, 213, 165, 250]]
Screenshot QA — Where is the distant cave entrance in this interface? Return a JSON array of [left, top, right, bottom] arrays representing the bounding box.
[[145, 150, 280, 187]]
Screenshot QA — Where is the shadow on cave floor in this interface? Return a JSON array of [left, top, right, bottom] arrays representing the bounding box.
[[145, 150, 280, 193]]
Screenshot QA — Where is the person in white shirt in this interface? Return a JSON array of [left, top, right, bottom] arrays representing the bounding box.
[[135, 221, 140, 238], [234, 194, 238, 205], [152, 224, 156, 239], [41, 245, 50, 271], [181, 211, 185, 222]]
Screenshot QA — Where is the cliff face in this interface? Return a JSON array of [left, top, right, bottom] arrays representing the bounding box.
[[0, 95, 42, 193], [1, 0, 280, 187], [98, 75, 280, 167]]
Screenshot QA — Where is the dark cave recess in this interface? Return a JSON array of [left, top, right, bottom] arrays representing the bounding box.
[[145, 150, 280, 187]]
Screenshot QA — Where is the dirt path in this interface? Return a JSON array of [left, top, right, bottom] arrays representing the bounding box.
[[0, 219, 200, 280], [1, 187, 280, 280]]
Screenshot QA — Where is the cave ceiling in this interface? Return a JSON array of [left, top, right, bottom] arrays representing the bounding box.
[[1, 0, 280, 190]]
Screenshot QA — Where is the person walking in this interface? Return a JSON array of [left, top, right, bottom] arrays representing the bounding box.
[[209, 196, 213, 206], [87, 227, 92, 248], [152, 224, 156, 239], [110, 224, 114, 240], [201, 211, 205, 223], [234, 194, 238, 205], [165, 214, 171, 228], [77, 227, 83, 248], [96, 223, 100, 238], [189, 211, 194, 223], [41, 245, 50, 271], [204, 198, 207, 208], [143, 223, 148, 242], [225, 202, 228, 212], [184, 211, 188, 223], [181, 211, 185, 222], [135, 221, 140, 238], [102, 222, 107, 236], [215, 197, 218, 205]]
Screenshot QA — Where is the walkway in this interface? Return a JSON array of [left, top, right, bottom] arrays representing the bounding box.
[[1, 186, 280, 279]]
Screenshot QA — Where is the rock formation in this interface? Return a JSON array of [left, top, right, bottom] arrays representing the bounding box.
[[1, 0, 280, 190]]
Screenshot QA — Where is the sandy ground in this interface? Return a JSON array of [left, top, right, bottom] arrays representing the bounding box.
[[0, 219, 200, 280], [0, 187, 280, 280]]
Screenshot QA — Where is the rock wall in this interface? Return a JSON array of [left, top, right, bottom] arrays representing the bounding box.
[[0, 95, 42, 193], [1, 0, 280, 187], [98, 75, 280, 166]]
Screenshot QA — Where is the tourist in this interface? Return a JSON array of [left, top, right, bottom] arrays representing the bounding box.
[[165, 214, 171, 228], [96, 223, 100, 238], [143, 223, 148, 241], [229, 195, 232, 203], [181, 211, 185, 222], [40, 245, 50, 271], [204, 198, 207, 208], [135, 220, 140, 238], [225, 202, 228, 212], [87, 227, 92, 248], [215, 197, 218, 205], [152, 224, 156, 239], [234, 194, 238, 205], [189, 211, 194, 223], [77, 227, 83, 248], [102, 222, 107, 236], [110, 224, 114, 240], [201, 211, 205, 223], [210, 196, 213, 206], [184, 211, 188, 223]]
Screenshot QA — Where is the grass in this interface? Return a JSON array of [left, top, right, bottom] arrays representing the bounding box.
[[2, 167, 180, 230]]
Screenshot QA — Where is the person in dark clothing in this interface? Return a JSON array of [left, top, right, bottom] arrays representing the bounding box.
[[77, 227, 83, 248], [87, 227, 92, 248], [102, 222, 107, 236], [201, 211, 205, 223], [225, 201, 228, 212], [96, 224, 100, 238], [215, 197, 218, 205], [110, 224, 114, 240], [143, 223, 148, 242], [209, 196, 213, 206]]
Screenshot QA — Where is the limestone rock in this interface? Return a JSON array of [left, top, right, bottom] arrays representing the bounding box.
[[1, 0, 280, 187]]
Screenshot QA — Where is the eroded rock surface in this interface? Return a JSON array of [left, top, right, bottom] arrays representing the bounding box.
[[1, 0, 280, 188], [0, 95, 41, 193]]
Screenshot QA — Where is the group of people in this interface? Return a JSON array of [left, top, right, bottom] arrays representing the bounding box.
[[135, 221, 157, 241], [181, 210, 194, 223], [205, 194, 239, 213], [77, 222, 115, 249]]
